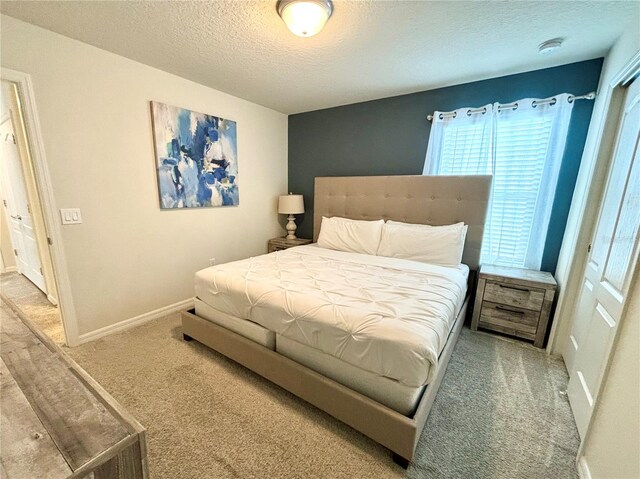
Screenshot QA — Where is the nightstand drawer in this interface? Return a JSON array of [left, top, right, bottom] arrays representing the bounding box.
[[477, 320, 536, 341], [484, 281, 545, 311], [479, 301, 539, 334]]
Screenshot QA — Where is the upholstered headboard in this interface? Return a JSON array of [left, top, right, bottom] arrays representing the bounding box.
[[313, 175, 492, 270]]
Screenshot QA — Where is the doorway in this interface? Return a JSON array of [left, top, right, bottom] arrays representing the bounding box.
[[0, 79, 65, 345], [564, 64, 640, 440]]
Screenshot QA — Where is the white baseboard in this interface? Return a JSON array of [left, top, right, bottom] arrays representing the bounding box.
[[577, 456, 592, 479], [78, 297, 194, 344], [2, 266, 18, 274], [47, 294, 58, 306]]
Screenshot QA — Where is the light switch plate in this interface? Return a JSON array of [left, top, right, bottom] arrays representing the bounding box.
[[60, 208, 82, 225]]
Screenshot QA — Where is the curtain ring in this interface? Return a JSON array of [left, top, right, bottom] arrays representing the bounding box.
[[568, 96, 574, 103], [512, 103, 518, 111], [532, 101, 537, 108], [453, 111, 457, 118], [482, 107, 487, 115], [550, 98, 557, 106], [466, 109, 472, 116], [439, 113, 444, 120]]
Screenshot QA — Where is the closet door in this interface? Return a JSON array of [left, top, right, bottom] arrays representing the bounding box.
[[566, 77, 640, 437], [0, 116, 46, 292]]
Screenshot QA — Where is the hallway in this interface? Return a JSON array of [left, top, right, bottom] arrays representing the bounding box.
[[0, 271, 64, 345]]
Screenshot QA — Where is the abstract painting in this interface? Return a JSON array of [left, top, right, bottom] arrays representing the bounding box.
[[150, 101, 238, 209]]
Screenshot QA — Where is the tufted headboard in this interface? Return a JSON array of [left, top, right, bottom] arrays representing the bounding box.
[[313, 175, 492, 270]]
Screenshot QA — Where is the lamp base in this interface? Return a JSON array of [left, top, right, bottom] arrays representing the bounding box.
[[285, 214, 297, 239]]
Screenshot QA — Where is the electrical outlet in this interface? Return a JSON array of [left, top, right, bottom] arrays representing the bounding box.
[[209, 258, 216, 266]]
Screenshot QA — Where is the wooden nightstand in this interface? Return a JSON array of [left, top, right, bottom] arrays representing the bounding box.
[[268, 237, 312, 253], [471, 264, 557, 348]]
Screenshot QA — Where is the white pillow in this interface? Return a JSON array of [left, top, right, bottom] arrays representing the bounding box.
[[377, 220, 468, 266], [317, 216, 384, 255]]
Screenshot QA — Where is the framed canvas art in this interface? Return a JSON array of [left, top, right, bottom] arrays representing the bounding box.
[[150, 101, 238, 209]]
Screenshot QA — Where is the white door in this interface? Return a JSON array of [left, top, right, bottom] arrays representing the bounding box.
[[0, 116, 46, 292], [565, 78, 640, 437]]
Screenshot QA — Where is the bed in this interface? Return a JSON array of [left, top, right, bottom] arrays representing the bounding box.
[[181, 175, 491, 467]]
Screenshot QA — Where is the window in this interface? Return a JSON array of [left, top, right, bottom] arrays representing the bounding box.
[[424, 94, 574, 269]]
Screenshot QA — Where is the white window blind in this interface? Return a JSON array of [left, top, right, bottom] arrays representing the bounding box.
[[440, 123, 493, 175], [423, 94, 574, 270]]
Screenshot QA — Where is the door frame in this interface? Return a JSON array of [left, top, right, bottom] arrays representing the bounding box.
[[548, 51, 640, 357], [1, 68, 80, 346], [567, 53, 640, 466]]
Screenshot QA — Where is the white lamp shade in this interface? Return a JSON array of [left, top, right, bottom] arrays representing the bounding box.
[[278, 0, 333, 37], [278, 194, 304, 214]]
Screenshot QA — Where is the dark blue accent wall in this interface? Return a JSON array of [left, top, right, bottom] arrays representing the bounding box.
[[288, 59, 603, 274]]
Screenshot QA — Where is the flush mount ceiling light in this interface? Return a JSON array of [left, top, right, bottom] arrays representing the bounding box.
[[538, 38, 564, 55], [277, 0, 334, 37]]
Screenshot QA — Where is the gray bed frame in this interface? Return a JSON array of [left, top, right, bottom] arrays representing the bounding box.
[[181, 175, 492, 467]]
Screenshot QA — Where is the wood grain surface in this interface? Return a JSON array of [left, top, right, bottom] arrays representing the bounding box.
[[0, 303, 147, 478], [1, 311, 129, 469], [483, 281, 545, 311], [471, 265, 556, 347], [0, 359, 72, 479], [479, 301, 540, 333], [478, 264, 556, 289], [268, 237, 312, 253]]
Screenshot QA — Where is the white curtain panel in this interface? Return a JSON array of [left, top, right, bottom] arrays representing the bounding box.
[[423, 94, 574, 270], [423, 103, 494, 175]]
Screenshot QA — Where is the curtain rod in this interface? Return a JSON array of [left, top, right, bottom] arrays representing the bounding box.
[[426, 91, 596, 121]]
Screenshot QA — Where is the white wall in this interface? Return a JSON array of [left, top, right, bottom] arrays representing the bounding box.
[[0, 15, 288, 338], [0, 82, 9, 117]]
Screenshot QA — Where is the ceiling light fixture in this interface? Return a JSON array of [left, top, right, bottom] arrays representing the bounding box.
[[538, 38, 564, 55], [277, 0, 333, 37]]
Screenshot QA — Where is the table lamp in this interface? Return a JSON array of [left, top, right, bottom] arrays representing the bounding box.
[[278, 193, 305, 239]]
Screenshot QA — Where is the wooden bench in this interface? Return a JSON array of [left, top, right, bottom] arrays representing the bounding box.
[[0, 302, 148, 478]]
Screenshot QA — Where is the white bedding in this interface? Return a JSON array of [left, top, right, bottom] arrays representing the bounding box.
[[194, 245, 468, 388]]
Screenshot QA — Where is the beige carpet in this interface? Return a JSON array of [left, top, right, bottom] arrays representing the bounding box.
[[57, 312, 580, 479], [0, 272, 65, 345]]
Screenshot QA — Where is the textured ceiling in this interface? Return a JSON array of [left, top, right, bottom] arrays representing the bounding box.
[[1, 1, 638, 114]]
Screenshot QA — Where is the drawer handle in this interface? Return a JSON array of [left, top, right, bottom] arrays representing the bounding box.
[[498, 284, 530, 293], [495, 305, 524, 315]]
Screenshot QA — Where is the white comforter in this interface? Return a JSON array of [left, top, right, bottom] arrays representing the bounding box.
[[195, 245, 468, 387]]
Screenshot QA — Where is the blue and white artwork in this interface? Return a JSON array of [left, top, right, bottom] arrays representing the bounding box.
[[151, 101, 238, 209]]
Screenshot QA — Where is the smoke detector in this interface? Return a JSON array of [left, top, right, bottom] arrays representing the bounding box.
[[538, 38, 564, 55]]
